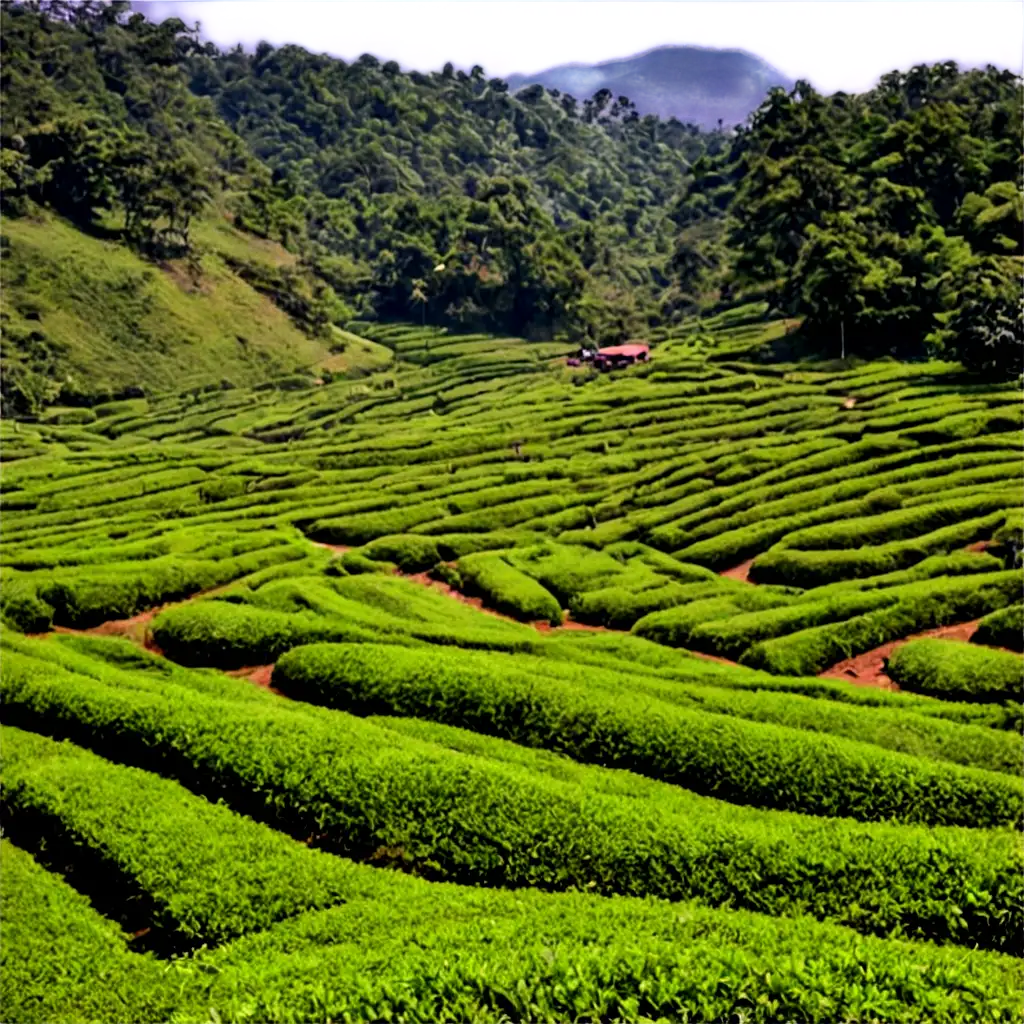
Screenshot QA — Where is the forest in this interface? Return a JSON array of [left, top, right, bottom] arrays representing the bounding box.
[[2, 0, 1020, 415]]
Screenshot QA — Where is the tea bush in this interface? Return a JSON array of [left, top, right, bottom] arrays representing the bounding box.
[[887, 639, 1024, 703]]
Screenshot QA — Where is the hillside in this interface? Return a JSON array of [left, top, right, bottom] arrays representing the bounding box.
[[2, 3, 1020, 416], [1, 8, 1023, 1019], [506, 45, 795, 128], [2, 314, 1023, 1020], [1, 210, 358, 410]]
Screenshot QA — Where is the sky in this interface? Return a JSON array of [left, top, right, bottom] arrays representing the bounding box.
[[134, 1, 1024, 94]]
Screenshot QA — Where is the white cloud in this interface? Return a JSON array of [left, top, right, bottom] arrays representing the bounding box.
[[137, 1, 1023, 94]]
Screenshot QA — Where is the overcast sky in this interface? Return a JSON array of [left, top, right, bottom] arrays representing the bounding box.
[[134, 1, 1024, 94]]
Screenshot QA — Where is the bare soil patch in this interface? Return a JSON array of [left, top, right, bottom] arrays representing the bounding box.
[[819, 618, 984, 690], [312, 541, 352, 556], [226, 663, 284, 695], [720, 558, 756, 583]]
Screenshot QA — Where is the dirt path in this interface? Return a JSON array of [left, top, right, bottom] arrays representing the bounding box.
[[52, 609, 166, 657], [226, 663, 284, 695], [819, 618, 984, 689], [720, 558, 756, 583]]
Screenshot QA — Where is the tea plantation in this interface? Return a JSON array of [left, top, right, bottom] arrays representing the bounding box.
[[2, 314, 1023, 1022]]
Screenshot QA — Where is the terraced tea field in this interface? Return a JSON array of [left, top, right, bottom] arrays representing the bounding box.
[[3, 313, 1023, 1022]]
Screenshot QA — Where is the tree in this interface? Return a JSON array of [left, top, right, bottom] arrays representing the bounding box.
[[936, 257, 1022, 377]]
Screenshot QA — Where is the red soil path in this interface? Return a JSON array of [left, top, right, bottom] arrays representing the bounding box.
[[819, 618, 984, 690], [720, 558, 755, 583], [226, 663, 283, 695]]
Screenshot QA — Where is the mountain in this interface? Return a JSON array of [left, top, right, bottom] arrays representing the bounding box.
[[505, 45, 795, 128]]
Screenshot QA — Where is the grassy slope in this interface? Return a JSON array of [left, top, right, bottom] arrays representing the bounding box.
[[1, 212, 389, 403]]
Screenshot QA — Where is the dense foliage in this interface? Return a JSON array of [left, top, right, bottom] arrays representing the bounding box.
[[4, 0, 1018, 396], [1, 310, 1022, 1019], [2, 7, 1023, 1019], [706, 66, 1023, 371]]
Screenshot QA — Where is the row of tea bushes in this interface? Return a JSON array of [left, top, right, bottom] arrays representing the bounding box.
[[3, 642, 1020, 950], [738, 571, 1022, 675], [887, 640, 1024, 703], [6, 831, 1021, 1024], [271, 642, 1023, 828]]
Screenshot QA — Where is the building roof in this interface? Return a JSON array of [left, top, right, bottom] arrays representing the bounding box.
[[597, 344, 649, 358]]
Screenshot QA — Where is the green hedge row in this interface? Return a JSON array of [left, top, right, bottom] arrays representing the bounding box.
[[1, 726, 360, 946], [741, 571, 1022, 676], [501, 542, 625, 603], [151, 600, 383, 667], [416, 493, 577, 535], [6, 543, 308, 631], [974, 604, 1024, 652], [749, 511, 1009, 588], [324, 550, 394, 575], [664, 490, 905, 567], [778, 492, 1020, 552], [273, 642, 1023, 828], [799, 550, 1006, 601], [6, 834, 1021, 1024], [359, 534, 442, 573], [0, 839, 179, 1023], [684, 589, 900, 661], [3, 645, 1021, 953], [456, 552, 563, 624], [888, 640, 1024, 703], [631, 588, 794, 646], [669, 453, 1009, 550], [307, 501, 438, 545]]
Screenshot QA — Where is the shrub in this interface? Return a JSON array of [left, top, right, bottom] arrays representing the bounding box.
[[273, 642, 1023, 829], [502, 542, 623, 603], [686, 590, 901, 661], [9, 829, 1021, 1024], [429, 561, 462, 589], [779, 492, 1020, 552], [150, 600, 381, 667], [33, 545, 306, 629], [198, 477, 248, 504], [2, 726, 361, 947], [662, 491, 904, 566], [749, 511, 1010, 588], [632, 589, 793, 646], [740, 571, 1022, 676], [3, 646, 1021, 953], [360, 534, 442, 573], [0, 839, 177, 1023], [0, 588, 54, 633], [887, 639, 1024, 703], [974, 604, 1024, 652], [308, 502, 437, 545], [329, 551, 394, 576], [457, 552, 563, 624]]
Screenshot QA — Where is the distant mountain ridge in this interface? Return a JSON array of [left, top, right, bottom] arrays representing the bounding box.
[[505, 45, 795, 128]]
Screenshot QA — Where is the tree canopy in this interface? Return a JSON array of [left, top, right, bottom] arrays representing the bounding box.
[[1, 1, 1021, 375]]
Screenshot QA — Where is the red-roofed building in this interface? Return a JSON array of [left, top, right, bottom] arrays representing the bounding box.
[[597, 344, 649, 361], [567, 342, 650, 370]]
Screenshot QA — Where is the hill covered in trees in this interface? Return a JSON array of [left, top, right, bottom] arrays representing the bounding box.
[[506, 45, 795, 129], [1, 0, 1021, 416]]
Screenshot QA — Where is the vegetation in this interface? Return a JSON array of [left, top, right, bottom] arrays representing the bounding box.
[[2, 4, 1023, 1019], [888, 638, 1024, 703], [974, 604, 1024, 652]]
